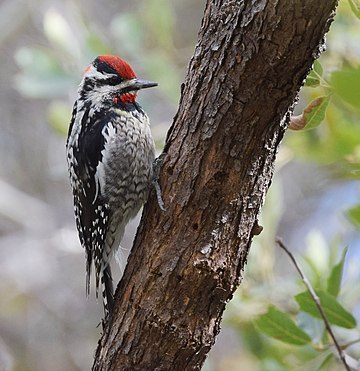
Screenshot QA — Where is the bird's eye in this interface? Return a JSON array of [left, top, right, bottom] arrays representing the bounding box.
[[105, 75, 122, 86]]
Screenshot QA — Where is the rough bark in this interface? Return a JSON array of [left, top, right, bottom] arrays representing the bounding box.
[[93, 1, 338, 370]]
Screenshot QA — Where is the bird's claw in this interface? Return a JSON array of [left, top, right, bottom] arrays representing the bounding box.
[[152, 154, 166, 212]]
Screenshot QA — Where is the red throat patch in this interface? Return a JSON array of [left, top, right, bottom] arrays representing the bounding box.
[[98, 55, 136, 79], [113, 93, 137, 105]]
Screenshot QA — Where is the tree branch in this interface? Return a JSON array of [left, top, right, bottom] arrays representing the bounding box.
[[276, 238, 350, 371], [93, 1, 338, 369]]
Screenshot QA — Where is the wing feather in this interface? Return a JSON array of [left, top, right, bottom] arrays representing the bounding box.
[[67, 106, 115, 295]]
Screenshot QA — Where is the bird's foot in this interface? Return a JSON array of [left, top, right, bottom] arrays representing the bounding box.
[[152, 153, 166, 212]]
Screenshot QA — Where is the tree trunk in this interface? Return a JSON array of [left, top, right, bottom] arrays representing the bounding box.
[[93, 1, 338, 370]]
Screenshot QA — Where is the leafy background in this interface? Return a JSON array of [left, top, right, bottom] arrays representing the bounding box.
[[0, 0, 359, 370]]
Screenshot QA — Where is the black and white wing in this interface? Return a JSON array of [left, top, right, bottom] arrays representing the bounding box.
[[66, 104, 111, 296]]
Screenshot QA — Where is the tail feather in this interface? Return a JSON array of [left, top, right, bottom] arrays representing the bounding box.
[[86, 250, 92, 296], [102, 264, 114, 316]]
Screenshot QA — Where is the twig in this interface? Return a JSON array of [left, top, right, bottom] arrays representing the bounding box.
[[276, 238, 351, 371]]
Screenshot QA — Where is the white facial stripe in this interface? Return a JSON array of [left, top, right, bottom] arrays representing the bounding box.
[[116, 78, 136, 89]]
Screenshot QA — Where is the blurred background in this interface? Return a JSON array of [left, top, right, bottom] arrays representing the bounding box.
[[0, 0, 359, 370]]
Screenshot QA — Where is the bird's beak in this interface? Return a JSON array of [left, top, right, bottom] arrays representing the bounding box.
[[132, 79, 158, 90]]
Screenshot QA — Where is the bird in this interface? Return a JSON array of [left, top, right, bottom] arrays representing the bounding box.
[[66, 55, 158, 318]]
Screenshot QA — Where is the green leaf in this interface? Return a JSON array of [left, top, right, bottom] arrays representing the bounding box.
[[317, 352, 335, 370], [289, 97, 330, 131], [331, 67, 360, 110], [347, 204, 360, 229], [314, 60, 323, 77], [349, 0, 360, 19], [254, 306, 311, 346], [304, 60, 323, 87], [303, 96, 331, 130], [295, 290, 356, 329], [327, 247, 348, 297], [305, 71, 320, 87]]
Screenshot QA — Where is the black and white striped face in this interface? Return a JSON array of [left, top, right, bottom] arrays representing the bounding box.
[[78, 55, 157, 106]]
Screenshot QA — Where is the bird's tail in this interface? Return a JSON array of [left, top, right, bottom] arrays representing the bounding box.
[[101, 264, 114, 317]]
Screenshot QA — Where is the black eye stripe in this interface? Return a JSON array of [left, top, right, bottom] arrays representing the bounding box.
[[103, 76, 122, 86]]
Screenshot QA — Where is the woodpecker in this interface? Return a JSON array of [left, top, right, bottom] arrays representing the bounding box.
[[66, 55, 158, 317]]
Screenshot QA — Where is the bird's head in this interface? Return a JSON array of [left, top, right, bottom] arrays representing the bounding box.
[[79, 55, 157, 106]]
